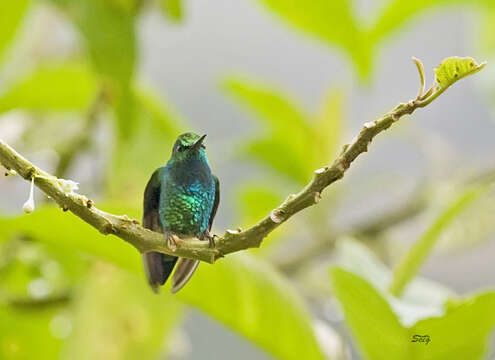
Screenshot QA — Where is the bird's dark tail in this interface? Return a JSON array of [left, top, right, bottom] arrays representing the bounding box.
[[142, 252, 178, 293]]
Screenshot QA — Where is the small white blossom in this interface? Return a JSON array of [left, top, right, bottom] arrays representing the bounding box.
[[23, 177, 35, 214], [57, 179, 79, 193]]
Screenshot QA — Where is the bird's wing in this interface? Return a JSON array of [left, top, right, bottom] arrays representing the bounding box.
[[209, 174, 220, 231], [142, 167, 177, 292], [171, 174, 220, 293], [142, 168, 162, 231], [170, 257, 200, 294]]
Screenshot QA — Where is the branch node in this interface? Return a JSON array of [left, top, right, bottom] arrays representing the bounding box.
[[336, 161, 347, 172], [101, 222, 115, 235], [314, 167, 328, 174], [270, 209, 284, 223], [26, 167, 36, 181], [314, 192, 322, 204], [86, 199, 94, 208], [363, 121, 375, 129]]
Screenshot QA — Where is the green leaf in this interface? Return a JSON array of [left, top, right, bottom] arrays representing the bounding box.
[[434, 56, 486, 92], [223, 75, 313, 184], [50, 0, 137, 139], [369, 0, 464, 43], [236, 184, 283, 227], [257, 0, 372, 79], [0, 63, 98, 114], [135, 86, 184, 137], [436, 189, 495, 251], [158, 0, 183, 22], [257, 0, 489, 80], [389, 186, 487, 296], [0, 0, 31, 61], [223, 75, 310, 134], [336, 238, 453, 326], [61, 263, 183, 360], [178, 253, 326, 360], [331, 267, 495, 360], [331, 268, 409, 359], [412, 293, 495, 359], [240, 138, 309, 184]]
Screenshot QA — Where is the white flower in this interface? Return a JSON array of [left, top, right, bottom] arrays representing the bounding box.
[[23, 177, 35, 214], [57, 179, 79, 193]]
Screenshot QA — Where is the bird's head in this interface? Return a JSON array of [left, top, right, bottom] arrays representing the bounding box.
[[170, 132, 208, 162]]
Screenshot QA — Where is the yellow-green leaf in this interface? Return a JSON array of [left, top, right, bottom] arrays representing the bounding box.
[[158, 0, 183, 22], [434, 56, 486, 92], [0, 63, 98, 114], [331, 268, 408, 359], [332, 267, 495, 360], [257, 0, 372, 79], [0, 0, 31, 61]]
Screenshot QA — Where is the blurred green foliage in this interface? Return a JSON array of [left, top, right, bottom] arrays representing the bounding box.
[[0, 1, 31, 62], [1, 0, 495, 359], [0, 63, 97, 114], [258, 0, 491, 80], [332, 268, 495, 360]]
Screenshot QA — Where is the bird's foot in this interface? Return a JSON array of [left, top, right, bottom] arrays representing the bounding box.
[[200, 231, 216, 248], [165, 231, 178, 251]]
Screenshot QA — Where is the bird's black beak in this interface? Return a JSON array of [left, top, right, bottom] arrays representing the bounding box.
[[192, 134, 207, 151]]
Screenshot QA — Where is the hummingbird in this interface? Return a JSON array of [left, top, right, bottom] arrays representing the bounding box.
[[142, 132, 219, 293]]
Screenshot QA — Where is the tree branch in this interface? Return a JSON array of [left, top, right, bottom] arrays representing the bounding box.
[[0, 57, 485, 264]]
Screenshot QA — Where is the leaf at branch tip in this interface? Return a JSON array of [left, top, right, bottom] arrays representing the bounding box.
[[434, 57, 486, 92]]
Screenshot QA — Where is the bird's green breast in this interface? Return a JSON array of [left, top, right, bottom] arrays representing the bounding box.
[[158, 161, 215, 236]]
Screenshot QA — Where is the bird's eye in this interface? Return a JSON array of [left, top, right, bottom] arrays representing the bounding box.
[[177, 145, 186, 152]]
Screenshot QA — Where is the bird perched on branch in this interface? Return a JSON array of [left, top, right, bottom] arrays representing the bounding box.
[[142, 132, 219, 293]]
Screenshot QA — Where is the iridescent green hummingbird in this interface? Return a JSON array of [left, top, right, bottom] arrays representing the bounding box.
[[142, 132, 219, 293]]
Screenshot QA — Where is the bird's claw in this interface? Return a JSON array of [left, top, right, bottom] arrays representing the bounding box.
[[165, 231, 177, 251], [200, 231, 216, 248], [208, 235, 216, 248]]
